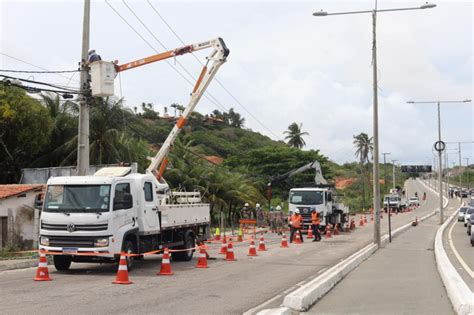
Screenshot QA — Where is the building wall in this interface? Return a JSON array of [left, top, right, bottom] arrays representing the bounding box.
[[0, 191, 37, 250]]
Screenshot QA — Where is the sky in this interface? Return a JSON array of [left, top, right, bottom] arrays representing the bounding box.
[[1, 0, 472, 166]]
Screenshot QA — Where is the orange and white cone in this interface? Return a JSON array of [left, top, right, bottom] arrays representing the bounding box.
[[307, 227, 314, 239], [258, 233, 267, 251], [325, 225, 332, 239], [158, 248, 173, 275], [412, 216, 419, 226], [333, 223, 340, 235], [350, 218, 356, 230], [359, 215, 364, 226], [280, 234, 289, 248], [371, 213, 374, 222], [248, 238, 258, 256], [34, 252, 52, 281], [294, 230, 302, 244], [219, 237, 227, 255], [113, 254, 132, 284], [225, 241, 236, 261], [196, 246, 209, 268], [364, 215, 368, 224]]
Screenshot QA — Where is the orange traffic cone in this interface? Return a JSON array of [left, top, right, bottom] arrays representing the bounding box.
[[225, 241, 236, 261], [325, 224, 332, 239], [219, 237, 227, 255], [350, 218, 355, 230], [158, 248, 173, 275], [371, 213, 374, 222], [258, 233, 267, 251], [34, 252, 52, 281], [412, 216, 419, 226], [196, 246, 209, 268], [113, 253, 132, 284], [294, 230, 302, 244], [364, 215, 368, 224], [248, 238, 258, 256], [281, 234, 289, 248], [359, 215, 364, 226], [333, 223, 340, 235], [307, 227, 314, 239], [380, 213, 384, 219], [214, 228, 221, 241]]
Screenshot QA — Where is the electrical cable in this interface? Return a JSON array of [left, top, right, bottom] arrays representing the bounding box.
[[146, 0, 283, 140], [0, 69, 80, 74], [0, 74, 80, 92], [105, 0, 228, 113]]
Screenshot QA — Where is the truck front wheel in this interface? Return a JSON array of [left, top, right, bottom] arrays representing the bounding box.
[[53, 255, 72, 271]]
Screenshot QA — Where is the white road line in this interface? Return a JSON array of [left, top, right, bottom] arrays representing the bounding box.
[[448, 218, 474, 278], [242, 294, 282, 315]]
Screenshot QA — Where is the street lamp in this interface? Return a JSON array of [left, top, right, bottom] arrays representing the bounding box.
[[392, 159, 398, 189], [406, 99, 472, 224], [465, 158, 470, 190], [314, 2, 436, 248]]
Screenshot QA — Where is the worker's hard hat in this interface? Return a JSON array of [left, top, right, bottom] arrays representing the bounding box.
[[256, 203, 260, 208], [295, 209, 300, 214], [88, 49, 96, 54], [244, 203, 249, 207], [276, 205, 282, 211]]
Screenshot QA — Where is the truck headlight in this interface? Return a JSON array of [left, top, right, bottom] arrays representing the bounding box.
[[40, 236, 49, 246], [94, 238, 109, 247]]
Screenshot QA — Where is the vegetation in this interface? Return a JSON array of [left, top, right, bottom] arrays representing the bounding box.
[[284, 122, 309, 149]]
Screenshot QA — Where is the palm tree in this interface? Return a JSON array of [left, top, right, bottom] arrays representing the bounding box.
[[284, 122, 309, 149], [353, 133, 374, 208]]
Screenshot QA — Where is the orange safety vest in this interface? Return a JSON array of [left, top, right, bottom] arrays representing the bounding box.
[[291, 214, 302, 228], [311, 212, 320, 225]]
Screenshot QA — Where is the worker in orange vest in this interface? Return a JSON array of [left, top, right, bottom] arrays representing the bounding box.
[[289, 209, 303, 243], [311, 208, 321, 242]]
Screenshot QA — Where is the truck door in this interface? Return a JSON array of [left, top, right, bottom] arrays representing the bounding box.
[[143, 181, 159, 230], [113, 182, 136, 229]]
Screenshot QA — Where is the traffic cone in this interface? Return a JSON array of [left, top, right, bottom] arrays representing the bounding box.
[[294, 230, 302, 244], [112, 254, 132, 284], [237, 228, 243, 242], [281, 234, 289, 248], [371, 213, 374, 222], [248, 238, 258, 256], [307, 227, 314, 239], [34, 252, 52, 281], [364, 215, 368, 224], [325, 225, 332, 238], [158, 248, 173, 275], [412, 216, 419, 227], [225, 241, 236, 261], [196, 246, 209, 268], [219, 237, 227, 255], [350, 218, 356, 230], [333, 223, 340, 235], [359, 215, 364, 226], [258, 233, 267, 251], [214, 227, 221, 241], [380, 213, 384, 219]]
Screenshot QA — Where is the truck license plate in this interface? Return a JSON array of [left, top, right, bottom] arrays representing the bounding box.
[[63, 247, 78, 254]]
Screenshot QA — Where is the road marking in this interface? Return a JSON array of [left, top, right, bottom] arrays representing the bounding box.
[[448, 218, 474, 278], [242, 294, 282, 315]]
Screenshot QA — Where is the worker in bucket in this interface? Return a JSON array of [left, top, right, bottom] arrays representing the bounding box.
[[88, 49, 101, 63], [289, 209, 303, 243], [311, 207, 321, 242]]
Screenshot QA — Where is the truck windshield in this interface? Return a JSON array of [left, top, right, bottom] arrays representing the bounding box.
[[44, 185, 111, 213], [290, 191, 323, 205]]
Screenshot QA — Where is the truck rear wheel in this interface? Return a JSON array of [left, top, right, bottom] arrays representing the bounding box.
[[53, 255, 72, 271], [172, 233, 195, 261]]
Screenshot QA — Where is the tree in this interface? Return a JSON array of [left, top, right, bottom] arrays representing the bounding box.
[[227, 108, 245, 128], [0, 86, 53, 182], [284, 122, 309, 149], [353, 132, 374, 209]]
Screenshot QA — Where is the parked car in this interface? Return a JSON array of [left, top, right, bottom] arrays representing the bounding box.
[[467, 215, 473, 236], [464, 207, 474, 227], [409, 197, 420, 206], [458, 206, 469, 221], [460, 190, 469, 198]]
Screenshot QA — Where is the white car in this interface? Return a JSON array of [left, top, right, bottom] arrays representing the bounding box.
[[409, 197, 420, 206], [458, 207, 469, 221], [464, 207, 474, 227]]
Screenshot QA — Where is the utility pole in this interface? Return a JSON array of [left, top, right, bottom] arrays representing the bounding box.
[[382, 153, 391, 194], [392, 159, 398, 189], [465, 158, 470, 189], [458, 142, 462, 190], [77, 0, 91, 176]]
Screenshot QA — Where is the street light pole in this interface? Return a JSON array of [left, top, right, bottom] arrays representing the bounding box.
[[406, 99, 471, 224], [382, 152, 391, 192], [465, 158, 470, 190], [392, 159, 398, 189], [313, 2, 437, 248]]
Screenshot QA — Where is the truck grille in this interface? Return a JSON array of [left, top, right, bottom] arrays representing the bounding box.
[[46, 235, 99, 248], [41, 222, 108, 232]]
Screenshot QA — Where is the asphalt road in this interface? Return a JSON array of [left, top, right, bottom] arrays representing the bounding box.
[[306, 180, 456, 315], [0, 179, 437, 314], [443, 200, 474, 291]]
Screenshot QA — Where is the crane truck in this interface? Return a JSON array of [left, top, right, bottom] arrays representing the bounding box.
[[268, 161, 348, 231], [38, 38, 229, 271]]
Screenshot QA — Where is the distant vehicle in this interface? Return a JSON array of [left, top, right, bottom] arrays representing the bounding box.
[[469, 196, 474, 207], [460, 190, 469, 198], [383, 188, 406, 213], [408, 197, 420, 206], [458, 207, 469, 221], [464, 207, 474, 227], [467, 215, 474, 236]]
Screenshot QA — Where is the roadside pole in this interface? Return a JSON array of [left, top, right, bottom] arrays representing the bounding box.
[[77, 0, 91, 176]]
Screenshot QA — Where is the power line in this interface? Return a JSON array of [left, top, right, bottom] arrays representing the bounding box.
[[146, 0, 282, 140], [105, 0, 228, 113], [0, 74, 80, 92], [0, 69, 80, 74]]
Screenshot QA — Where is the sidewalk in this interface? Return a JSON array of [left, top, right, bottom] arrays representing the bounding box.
[[305, 204, 456, 314]]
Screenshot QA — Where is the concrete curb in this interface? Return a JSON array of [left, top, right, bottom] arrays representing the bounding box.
[[0, 259, 38, 272], [279, 203, 437, 312], [434, 209, 474, 315]]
